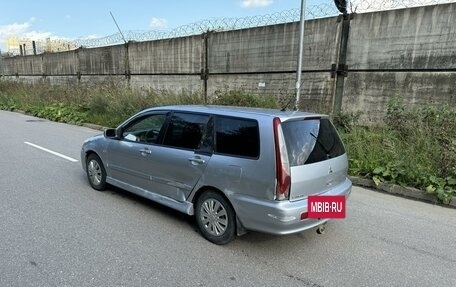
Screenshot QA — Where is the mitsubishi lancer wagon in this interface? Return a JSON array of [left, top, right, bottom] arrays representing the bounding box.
[[81, 105, 352, 244]]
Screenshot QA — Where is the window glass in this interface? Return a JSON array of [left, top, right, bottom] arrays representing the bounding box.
[[282, 118, 345, 166], [122, 114, 166, 144], [215, 117, 259, 158], [163, 113, 210, 150]]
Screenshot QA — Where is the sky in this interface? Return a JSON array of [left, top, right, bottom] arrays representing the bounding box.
[[1, 0, 454, 52]]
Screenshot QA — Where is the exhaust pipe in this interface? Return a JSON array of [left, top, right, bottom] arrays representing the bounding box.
[[316, 222, 327, 234]]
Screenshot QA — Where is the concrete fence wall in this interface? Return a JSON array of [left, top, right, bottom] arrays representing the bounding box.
[[1, 3, 455, 122], [342, 3, 456, 121]]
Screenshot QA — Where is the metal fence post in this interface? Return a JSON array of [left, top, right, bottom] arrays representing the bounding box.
[[294, 0, 307, 111], [333, 14, 352, 114], [201, 31, 210, 104]]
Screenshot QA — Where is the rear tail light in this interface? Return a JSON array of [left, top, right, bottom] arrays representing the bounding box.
[[273, 117, 291, 200]]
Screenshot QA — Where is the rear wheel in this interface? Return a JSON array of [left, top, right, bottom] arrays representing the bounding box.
[[86, 154, 106, 191], [195, 191, 236, 245]]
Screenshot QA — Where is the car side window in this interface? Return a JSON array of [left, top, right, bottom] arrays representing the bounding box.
[[163, 113, 210, 150], [215, 116, 259, 158], [122, 114, 166, 144]]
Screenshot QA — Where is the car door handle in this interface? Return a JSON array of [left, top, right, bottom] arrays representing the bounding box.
[[188, 157, 205, 164], [139, 148, 152, 155]]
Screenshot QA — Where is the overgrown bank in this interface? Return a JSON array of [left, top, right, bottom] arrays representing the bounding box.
[[335, 100, 456, 204], [1, 81, 455, 203], [0, 81, 280, 127]]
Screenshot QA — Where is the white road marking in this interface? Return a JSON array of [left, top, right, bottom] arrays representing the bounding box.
[[24, 142, 78, 162]]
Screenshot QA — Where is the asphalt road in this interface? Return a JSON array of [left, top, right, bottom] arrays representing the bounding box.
[[1, 110, 455, 287]]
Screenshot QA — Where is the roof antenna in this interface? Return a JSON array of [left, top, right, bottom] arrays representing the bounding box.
[[110, 11, 127, 44]]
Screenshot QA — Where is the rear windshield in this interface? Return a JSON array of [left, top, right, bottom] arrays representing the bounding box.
[[281, 118, 345, 166]]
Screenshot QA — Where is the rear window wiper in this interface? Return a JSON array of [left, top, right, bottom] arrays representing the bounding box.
[[310, 132, 331, 159]]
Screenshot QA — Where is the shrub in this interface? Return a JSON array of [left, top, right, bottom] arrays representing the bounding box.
[[332, 111, 362, 133], [213, 89, 278, 109], [342, 97, 456, 203]]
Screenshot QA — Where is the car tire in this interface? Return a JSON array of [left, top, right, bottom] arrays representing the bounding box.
[[86, 153, 107, 191], [195, 191, 236, 245]]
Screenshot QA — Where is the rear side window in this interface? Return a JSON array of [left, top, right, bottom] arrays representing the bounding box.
[[215, 116, 259, 158], [163, 113, 210, 150], [281, 118, 345, 166]]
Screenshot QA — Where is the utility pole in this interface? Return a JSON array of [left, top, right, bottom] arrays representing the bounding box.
[[294, 0, 307, 111]]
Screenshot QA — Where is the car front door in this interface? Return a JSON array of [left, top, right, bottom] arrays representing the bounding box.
[[106, 112, 168, 192]]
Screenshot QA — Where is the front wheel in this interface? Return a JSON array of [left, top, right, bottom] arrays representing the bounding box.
[[86, 154, 107, 191], [195, 191, 236, 245]]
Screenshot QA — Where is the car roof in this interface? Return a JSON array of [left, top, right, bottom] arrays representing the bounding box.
[[143, 105, 327, 120]]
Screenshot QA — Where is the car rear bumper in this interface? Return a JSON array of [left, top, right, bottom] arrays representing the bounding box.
[[231, 178, 352, 235]]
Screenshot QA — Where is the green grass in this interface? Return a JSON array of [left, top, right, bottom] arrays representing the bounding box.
[[337, 99, 456, 204], [0, 80, 282, 127], [1, 80, 455, 203]]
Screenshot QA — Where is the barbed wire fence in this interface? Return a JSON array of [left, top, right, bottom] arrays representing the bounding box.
[[349, 0, 455, 12], [74, 0, 456, 48], [4, 0, 456, 53], [74, 8, 307, 48]]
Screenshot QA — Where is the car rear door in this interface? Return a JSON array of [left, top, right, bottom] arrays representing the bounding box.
[[145, 112, 212, 202]]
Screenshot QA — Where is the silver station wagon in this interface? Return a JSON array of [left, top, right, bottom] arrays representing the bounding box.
[[81, 105, 352, 244]]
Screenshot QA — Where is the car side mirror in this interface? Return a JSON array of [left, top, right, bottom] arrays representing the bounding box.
[[104, 128, 117, 138]]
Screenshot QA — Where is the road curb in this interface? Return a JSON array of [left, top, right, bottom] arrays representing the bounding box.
[[12, 110, 108, 131], [82, 123, 107, 131], [349, 176, 456, 208]]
